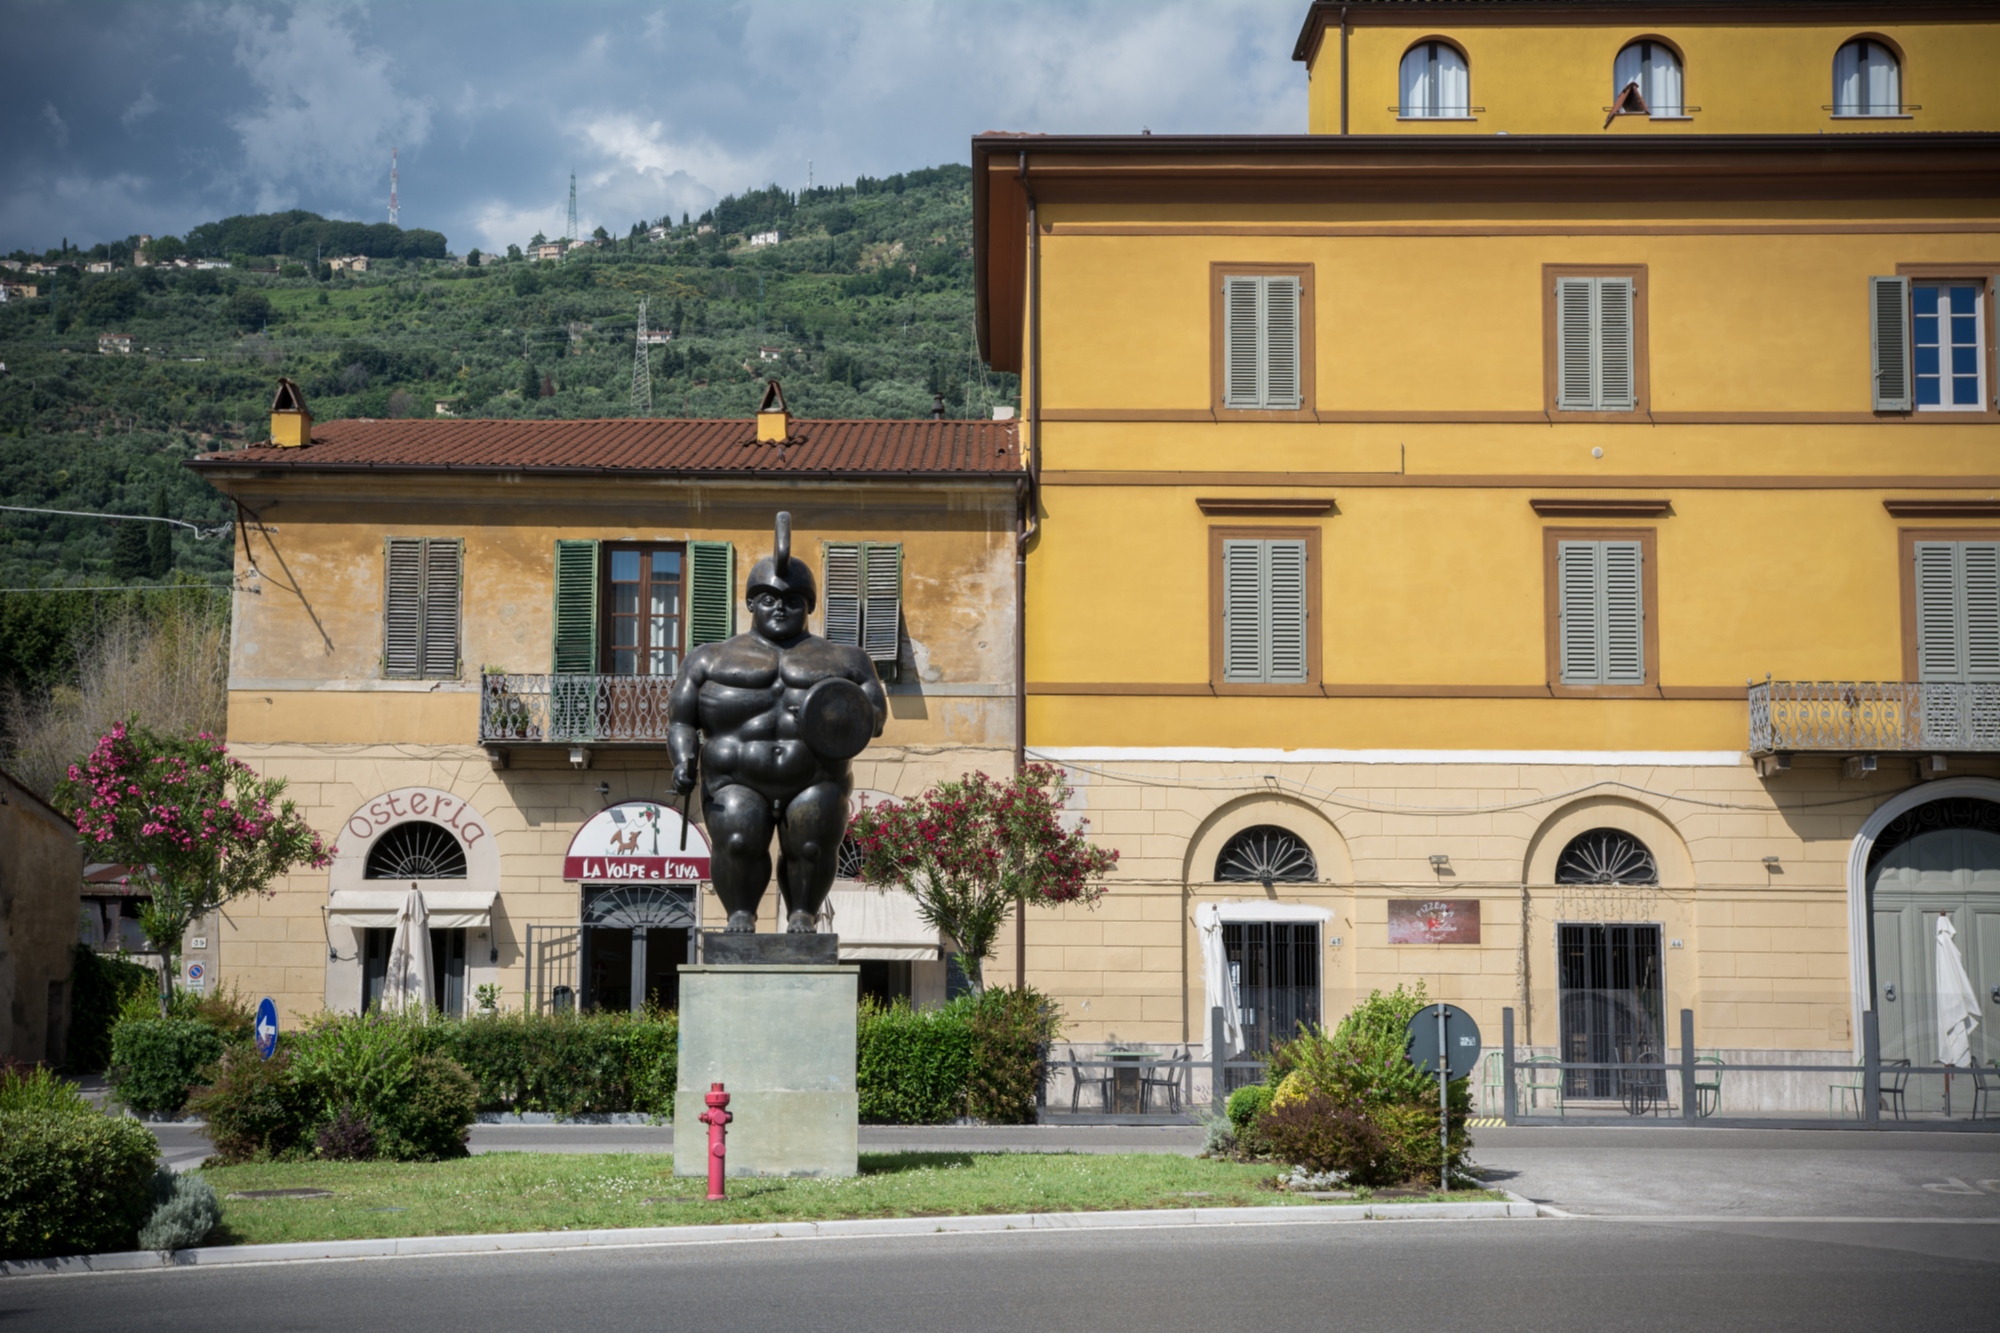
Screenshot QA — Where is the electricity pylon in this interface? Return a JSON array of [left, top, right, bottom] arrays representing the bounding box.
[[631, 300, 653, 415]]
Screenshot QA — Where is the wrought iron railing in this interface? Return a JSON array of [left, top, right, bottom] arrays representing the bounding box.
[[1749, 678, 2000, 754], [480, 672, 676, 744]]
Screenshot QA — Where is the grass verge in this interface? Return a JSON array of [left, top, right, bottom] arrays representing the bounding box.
[[198, 1152, 1507, 1246]]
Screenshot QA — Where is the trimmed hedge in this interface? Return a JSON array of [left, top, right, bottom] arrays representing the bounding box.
[[0, 1110, 159, 1259], [438, 1010, 678, 1117], [857, 1000, 975, 1124], [109, 1018, 225, 1116]]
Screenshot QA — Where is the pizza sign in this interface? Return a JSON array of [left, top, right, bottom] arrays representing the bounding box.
[[1387, 898, 1482, 945], [563, 801, 712, 882]]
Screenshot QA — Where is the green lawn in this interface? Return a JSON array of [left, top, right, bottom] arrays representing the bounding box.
[[198, 1152, 1504, 1247]]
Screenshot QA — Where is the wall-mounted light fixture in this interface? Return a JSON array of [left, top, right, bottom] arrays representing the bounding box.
[[1429, 854, 1451, 872], [569, 746, 591, 770]]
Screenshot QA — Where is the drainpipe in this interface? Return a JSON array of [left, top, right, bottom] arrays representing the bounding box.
[[1014, 150, 1042, 991], [1339, 6, 1351, 135]]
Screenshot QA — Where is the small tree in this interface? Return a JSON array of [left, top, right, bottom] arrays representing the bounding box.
[[55, 721, 329, 1015], [849, 764, 1117, 990]]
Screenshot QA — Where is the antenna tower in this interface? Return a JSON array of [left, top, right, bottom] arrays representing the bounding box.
[[630, 299, 654, 415], [388, 147, 400, 227], [566, 170, 578, 243]]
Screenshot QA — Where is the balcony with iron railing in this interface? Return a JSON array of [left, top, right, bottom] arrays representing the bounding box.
[[480, 672, 677, 748], [1748, 678, 2000, 762]]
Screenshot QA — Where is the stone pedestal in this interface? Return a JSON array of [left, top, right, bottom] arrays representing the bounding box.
[[700, 931, 839, 965], [673, 964, 858, 1179]]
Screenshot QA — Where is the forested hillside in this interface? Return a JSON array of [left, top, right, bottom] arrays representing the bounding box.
[[0, 164, 1009, 596]]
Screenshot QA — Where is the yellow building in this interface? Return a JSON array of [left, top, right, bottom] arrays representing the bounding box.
[[974, 0, 2000, 1110], [193, 393, 1023, 1023]]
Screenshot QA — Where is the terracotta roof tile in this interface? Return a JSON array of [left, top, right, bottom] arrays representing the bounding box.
[[190, 417, 1021, 479]]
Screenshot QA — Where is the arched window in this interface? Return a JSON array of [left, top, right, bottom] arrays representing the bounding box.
[[1833, 38, 1901, 117], [1400, 41, 1470, 118], [1215, 826, 1318, 887], [835, 836, 864, 880], [364, 822, 468, 879], [1614, 40, 1683, 116], [1555, 829, 1658, 885]]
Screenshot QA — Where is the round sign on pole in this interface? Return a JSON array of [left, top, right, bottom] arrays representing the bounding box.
[[254, 997, 280, 1061], [1405, 1003, 1482, 1080]]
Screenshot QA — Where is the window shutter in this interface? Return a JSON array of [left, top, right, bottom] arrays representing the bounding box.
[[1557, 540, 1602, 684], [822, 542, 861, 647], [383, 538, 424, 678], [421, 540, 462, 679], [1222, 276, 1262, 409], [1264, 539, 1309, 683], [860, 542, 903, 664], [1964, 543, 2000, 683], [1263, 278, 1302, 410], [1221, 540, 1266, 681], [1915, 542, 1961, 681], [1870, 275, 1912, 411], [1555, 278, 1597, 410], [552, 539, 599, 673], [1601, 539, 1645, 683], [1596, 279, 1636, 411], [688, 540, 734, 647]]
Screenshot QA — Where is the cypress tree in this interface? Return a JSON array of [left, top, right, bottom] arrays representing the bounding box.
[[110, 519, 149, 581], [146, 487, 172, 577]]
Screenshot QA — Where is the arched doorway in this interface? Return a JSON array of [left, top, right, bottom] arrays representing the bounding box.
[[361, 820, 472, 1016], [1554, 829, 1664, 1100], [1865, 796, 2000, 1104]]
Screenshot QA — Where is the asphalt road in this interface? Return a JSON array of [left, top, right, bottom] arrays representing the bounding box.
[[10, 1217, 1996, 1333]]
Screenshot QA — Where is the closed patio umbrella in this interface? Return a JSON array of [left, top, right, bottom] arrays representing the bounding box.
[[1194, 904, 1243, 1054], [383, 884, 433, 1020], [1935, 914, 1980, 1068]]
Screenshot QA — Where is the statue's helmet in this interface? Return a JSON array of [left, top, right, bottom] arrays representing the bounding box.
[[746, 511, 816, 611]]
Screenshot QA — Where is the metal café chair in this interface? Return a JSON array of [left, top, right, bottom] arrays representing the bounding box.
[[1970, 1061, 1996, 1122], [1880, 1058, 1912, 1121], [1693, 1053, 1726, 1118], [1067, 1051, 1113, 1113], [1479, 1050, 1506, 1117], [1619, 1042, 1668, 1117], [1520, 1056, 1565, 1114], [1139, 1047, 1188, 1114]]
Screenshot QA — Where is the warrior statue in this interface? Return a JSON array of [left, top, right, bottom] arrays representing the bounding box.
[[668, 512, 888, 933]]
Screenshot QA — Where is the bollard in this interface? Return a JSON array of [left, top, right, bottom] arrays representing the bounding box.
[[698, 1082, 732, 1200]]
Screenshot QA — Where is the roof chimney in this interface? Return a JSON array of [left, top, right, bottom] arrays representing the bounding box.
[[930, 392, 945, 420], [270, 377, 311, 448], [756, 379, 790, 443]]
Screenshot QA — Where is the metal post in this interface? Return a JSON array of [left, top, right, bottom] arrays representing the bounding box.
[[1437, 1004, 1449, 1193], [1210, 1005, 1226, 1117], [1862, 1009, 1881, 1127], [1502, 1007, 1518, 1124], [1680, 1008, 1697, 1124], [630, 927, 647, 1014]]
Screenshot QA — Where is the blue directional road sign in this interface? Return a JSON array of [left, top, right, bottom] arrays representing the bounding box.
[[254, 997, 280, 1060]]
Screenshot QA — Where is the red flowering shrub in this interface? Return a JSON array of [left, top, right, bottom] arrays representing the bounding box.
[[847, 764, 1118, 988], [54, 721, 328, 1015]]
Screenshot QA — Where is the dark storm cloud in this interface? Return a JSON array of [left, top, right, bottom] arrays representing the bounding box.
[[0, 1, 1300, 254]]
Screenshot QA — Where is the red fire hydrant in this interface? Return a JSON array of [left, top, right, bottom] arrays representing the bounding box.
[[698, 1082, 732, 1201]]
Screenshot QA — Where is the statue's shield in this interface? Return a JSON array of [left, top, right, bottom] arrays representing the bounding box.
[[797, 677, 873, 760]]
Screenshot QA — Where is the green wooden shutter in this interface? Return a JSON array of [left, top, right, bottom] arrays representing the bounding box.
[[1263, 278, 1302, 410], [383, 538, 424, 678], [1871, 275, 1913, 411], [688, 540, 734, 647], [1557, 540, 1601, 683], [421, 539, 462, 679], [1918, 541, 2000, 684], [552, 539, 599, 673], [1597, 279, 1636, 412], [860, 542, 903, 664], [1222, 276, 1262, 408], [1265, 539, 1309, 683], [822, 542, 861, 646], [1601, 539, 1645, 684], [1555, 277, 1597, 410]]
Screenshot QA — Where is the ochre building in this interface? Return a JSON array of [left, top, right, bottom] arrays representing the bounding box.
[[972, 0, 2000, 1109], [194, 394, 1022, 1025]]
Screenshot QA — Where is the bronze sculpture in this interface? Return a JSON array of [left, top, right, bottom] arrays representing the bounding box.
[[668, 512, 888, 934]]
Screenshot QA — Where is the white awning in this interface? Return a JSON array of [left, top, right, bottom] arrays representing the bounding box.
[[1195, 900, 1333, 925], [326, 888, 497, 929], [821, 886, 944, 962]]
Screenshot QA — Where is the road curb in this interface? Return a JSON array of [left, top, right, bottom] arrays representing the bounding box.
[[1, 1198, 1537, 1278]]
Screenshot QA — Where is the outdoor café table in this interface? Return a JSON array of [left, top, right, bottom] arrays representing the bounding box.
[[1102, 1050, 1163, 1115]]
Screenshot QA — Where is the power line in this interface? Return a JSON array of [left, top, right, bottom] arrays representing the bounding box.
[[0, 504, 232, 538]]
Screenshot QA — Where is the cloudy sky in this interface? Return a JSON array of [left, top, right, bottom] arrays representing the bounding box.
[[2, 1, 1306, 255]]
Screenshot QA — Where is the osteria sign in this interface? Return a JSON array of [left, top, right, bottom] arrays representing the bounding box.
[[564, 801, 712, 881]]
